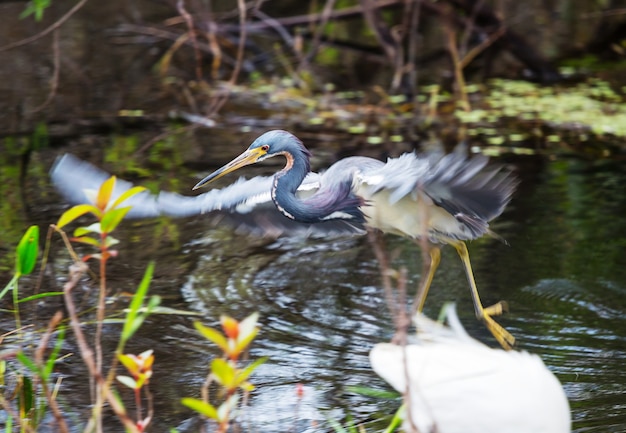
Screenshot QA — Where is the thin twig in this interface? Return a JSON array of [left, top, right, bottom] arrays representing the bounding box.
[[92, 239, 108, 433], [231, 0, 403, 32], [459, 25, 506, 69], [28, 29, 60, 114], [206, 21, 223, 79], [177, 0, 204, 81], [304, 0, 337, 63], [112, 24, 234, 66], [62, 260, 139, 433], [407, 0, 422, 98], [54, 226, 138, 432], [228, 0, 248, 85], [0, 395, 36, 433], [201, 372, 215, 414], [133, 123, 199, 156], [35, 312, 70, 433], [445, 22, 470, 111], [367, 229, 409, 336], [143, 384, 154, 430], [252, 9, 294, 47], [458, 0, 485, 58], [0, 0, 89, 52]]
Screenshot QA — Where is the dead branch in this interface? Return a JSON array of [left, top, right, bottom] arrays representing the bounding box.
[[0, 0, 89, 52]]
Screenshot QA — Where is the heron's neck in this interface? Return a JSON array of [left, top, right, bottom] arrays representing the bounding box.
[[271, 152, 363, 224]]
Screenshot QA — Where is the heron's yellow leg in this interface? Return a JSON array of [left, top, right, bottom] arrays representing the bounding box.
[[412, 246, 441, 314], [451, 240, 516, 350]]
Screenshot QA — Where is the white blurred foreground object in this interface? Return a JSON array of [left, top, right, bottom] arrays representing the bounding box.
[[369, 305, 571, 433]]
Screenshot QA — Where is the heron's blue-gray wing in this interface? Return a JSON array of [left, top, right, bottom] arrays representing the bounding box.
[[423, 148, 517, 223], [50, 154, 364, 237], [359, 148, 517, 238], [51, 154, 162, 217]]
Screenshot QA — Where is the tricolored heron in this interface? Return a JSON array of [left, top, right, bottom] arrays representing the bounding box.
[[193, 130, 517, 349], [370, 305, 570, 433]]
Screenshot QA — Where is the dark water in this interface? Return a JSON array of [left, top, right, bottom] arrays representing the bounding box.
[[2, 132, 626, 433]]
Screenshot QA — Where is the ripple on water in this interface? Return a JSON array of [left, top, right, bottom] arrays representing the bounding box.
[[513, 277, 626, 433]]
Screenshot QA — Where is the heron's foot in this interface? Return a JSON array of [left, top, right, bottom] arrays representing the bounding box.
[[483, 300, 509, 317], [479, 308, 516, 350]]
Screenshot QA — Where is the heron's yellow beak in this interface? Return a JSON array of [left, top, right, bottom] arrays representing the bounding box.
[[192, 147, 267, 190]]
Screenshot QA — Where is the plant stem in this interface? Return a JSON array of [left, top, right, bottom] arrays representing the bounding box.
[[63, 261, 139, 433], [12, 277, 22, 337], [135, 388, 142, 423]]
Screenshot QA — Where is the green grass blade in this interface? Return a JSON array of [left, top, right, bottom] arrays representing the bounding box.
[[120, 262, 154, 345], [16, 352, 39, 374], [43, 327, 66, 379], [0, 275, 18, 301], [382, 404, 405, 433], [16, 225, 39, 276], [17, 292, 64, 303]]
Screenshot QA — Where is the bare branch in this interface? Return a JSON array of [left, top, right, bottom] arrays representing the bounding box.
[[0, 0, 89, 53], [28, 29, 61, 114]]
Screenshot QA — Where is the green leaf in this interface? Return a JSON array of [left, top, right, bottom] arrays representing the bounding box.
[[194, 322, 229, 353], [0, 276, 18, 301], [105, 236, 120, 248], [57, 204, 100, 228], [19, 0, 51, 21], [134, 374, 148, 389], [211, 358, 235, 387], [121, 262, 154, 345], [110, 186, 147, 210], [145, 304, 197, 316], [238, 312, 259, 340], [326, 417, 349, 433], [15, 225, 39, 276], [234, 327, 259, 355], [17, 291, 64, 303], [382, 404, 405, 433], [116, 375, 138, 389], [123, 317, 145, 346], [147, 295, 161, 310], [239, 381, 254, 392], [216, 394, 239, 422], [71, 236, 101, 248], [235, 357, 267, 387], [96, 176, 116, 210], [20, 375, 35, 413], [345, 385, 399, 399], [117, 353, 137, 373], [16, 352, 40, 374], [83, 189, 98, 205], [74, 223, 102, 236], [101, 206, 132, 233], [181, 398, 219, 420], [235, 312, 259, 354], [43, 327, 65, 379]]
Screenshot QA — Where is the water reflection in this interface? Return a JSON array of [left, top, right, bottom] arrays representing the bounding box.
[[2, 144, 626, 432], [180, 232, 389, 431], [174, 155, 626, 433]]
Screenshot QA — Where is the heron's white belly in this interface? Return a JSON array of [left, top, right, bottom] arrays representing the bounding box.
[[359, 188, 471, 241]]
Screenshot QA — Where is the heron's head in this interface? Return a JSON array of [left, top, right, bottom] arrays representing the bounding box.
[[193, 130, 310, 190]]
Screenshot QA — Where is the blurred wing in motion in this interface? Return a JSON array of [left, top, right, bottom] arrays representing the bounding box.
[[359, 147, 518, 239], [50, 154, 364, 237], [369, 305, 571, 433]]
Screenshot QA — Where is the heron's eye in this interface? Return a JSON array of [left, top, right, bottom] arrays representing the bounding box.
[[261, 145, 270, 151]]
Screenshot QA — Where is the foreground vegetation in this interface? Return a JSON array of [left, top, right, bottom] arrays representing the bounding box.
[[2, 2, 626, 430], [0, 177, 271, 432]]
